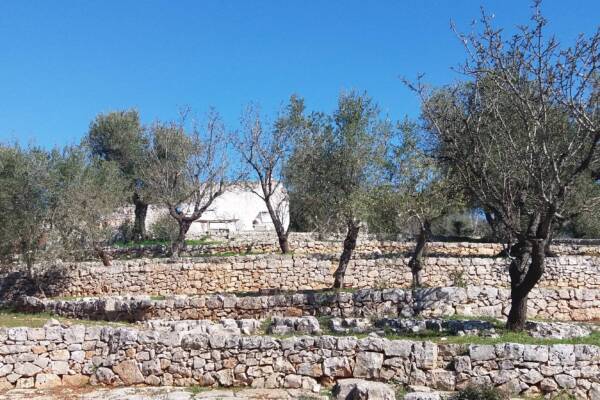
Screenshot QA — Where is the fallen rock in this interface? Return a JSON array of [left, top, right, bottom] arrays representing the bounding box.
[[526, 321, 591, 339], [404, 392, 441, 400], [333, 378, 396, 400], [269, 316, 320, 335], [330, 318, 373, 334]]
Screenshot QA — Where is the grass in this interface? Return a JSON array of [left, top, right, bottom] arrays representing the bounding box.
[[262, 313, 600, 347], [113, 235, 222, 248], [3, 301, 599, 347], [0, 309, 130, 328]]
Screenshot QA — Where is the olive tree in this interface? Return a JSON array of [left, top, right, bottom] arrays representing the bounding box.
[[0, 144, 56, 283], [51, 147, 128, 266], [234, 97, 305, 253], [0, 144, 127, 296], [382, 121, 464, 287], [286, 92, 390, 288], [412, 5, 599, 330], [559, 172, 600, 238], [86, 109, 150, 241], [140, 112, 229, 257]]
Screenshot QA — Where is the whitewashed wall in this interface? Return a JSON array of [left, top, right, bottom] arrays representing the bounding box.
[[138, 184, 289, 237]]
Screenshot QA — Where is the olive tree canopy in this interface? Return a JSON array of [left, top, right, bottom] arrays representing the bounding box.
[[412, 4, 599, 330], [286, 92, 390, 288], [86, 109, 150, 241]]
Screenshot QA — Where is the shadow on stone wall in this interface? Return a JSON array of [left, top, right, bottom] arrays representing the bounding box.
[[0, 265, 71, 302]]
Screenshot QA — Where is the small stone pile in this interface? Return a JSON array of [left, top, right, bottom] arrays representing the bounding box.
[[268, 316, 321, 335]]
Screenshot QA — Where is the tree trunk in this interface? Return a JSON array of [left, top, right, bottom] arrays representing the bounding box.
[[171, 220, 192, 259], [333, 222, 360, 289], [265, 199, 291, 254], [95, 246, 112, 267], [25, 259, 46, 297], [132, 193, 148, 242], [506, 239, 546, 331], [409, 221, 430, 288], [278, 234, 290, 254]]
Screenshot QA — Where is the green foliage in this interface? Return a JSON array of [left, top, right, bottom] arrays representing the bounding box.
[[286, 91, 390, 233], [0, 144, 56, 268], [560, 172, 600, 238], [86, 109, 145, 178], [114, 219, 135, 243], [0, 143, 128, 270], [451, 385, 508, 400], [431, 212, 491, 239], [374, 120, 465, 237], [149, 213, 180, 242], [547, 390, 577, 400], [50, 147, 129, 259]]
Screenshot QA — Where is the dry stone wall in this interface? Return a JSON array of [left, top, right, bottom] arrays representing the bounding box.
[[6, 254, 600, 299], [0, 323, 599, 398], [108, 236, 600, 259], [19, 286, 600, 322]]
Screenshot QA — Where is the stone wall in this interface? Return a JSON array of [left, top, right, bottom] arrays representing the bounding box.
[[20, 286, 600, 322], [6, 254, 600, 299], [107, 235, 600, 259], [0, 322, 598, 398]]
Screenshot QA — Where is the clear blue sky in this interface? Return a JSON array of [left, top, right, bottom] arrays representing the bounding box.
[[1, 1, 598, 148]]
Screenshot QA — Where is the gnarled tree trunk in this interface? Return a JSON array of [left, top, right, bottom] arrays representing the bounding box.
[[409, 220, 431, 288], [132, 193, 148, 242], [506, 238, 546, 331], [171, 219, 192, 259], [333, 222, 360, 289]]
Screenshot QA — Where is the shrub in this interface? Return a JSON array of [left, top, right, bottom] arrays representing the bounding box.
[[149, 214, 179, 242], [451, 385, 507, 400], [112, 219, 134, 243]]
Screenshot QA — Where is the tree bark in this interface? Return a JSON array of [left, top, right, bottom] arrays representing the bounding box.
[[132, 193, 148, 242], [333, 222, 360, 289], [171, 219, 192, 259], [409, 221, 431, 288], [506, 239, 546, 331], [265, 198, 290, 254], [94, 246, 112, 267]]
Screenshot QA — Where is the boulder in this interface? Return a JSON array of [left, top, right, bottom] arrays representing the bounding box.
[[353, 352, 383, 378], [113, 360, 144, 385], [333, 379, 396, 400], [34, 373, 62, 388], [526, 321, 591, 339], [269, 316, 321, 335]]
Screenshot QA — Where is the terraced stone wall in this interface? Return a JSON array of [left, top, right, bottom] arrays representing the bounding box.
[[4, 254, 600, 299], [21, 286, 600, 322], [108, 236, 600, 259], [0, 324, 598, 398]]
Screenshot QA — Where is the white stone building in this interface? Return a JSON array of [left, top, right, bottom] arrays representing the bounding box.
[[145, 184, 289, 237]]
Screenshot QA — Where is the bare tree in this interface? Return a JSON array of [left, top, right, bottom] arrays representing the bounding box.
[[234, 97, 304, 253], [140, 111, 229, 258], [411, 3, 599, 330]]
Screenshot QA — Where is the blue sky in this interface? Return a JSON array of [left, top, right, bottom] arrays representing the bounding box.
[[1, 1, 598, 148]]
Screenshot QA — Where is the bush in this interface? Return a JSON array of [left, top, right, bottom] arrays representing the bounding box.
[[112, 219, 134, 244], [149, 214, 179, 242], [451, 385, 507, 400]]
